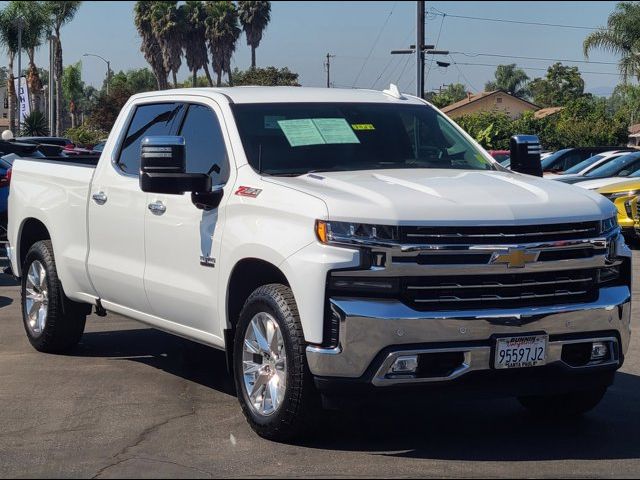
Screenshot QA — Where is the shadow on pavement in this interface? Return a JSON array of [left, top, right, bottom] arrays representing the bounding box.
[[0, 295, 13, 307], [78, 328, 236, 396], [76, 327, 640, 461], [0, 273, 18, 287]]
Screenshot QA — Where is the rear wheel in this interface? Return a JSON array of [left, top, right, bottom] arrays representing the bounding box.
[[233, 284, 319, 441], [21, 240, 87, 353], [517, 387, 608, 417]]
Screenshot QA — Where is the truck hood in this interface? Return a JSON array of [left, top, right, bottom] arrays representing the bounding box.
[[267, 169, 615, 225]]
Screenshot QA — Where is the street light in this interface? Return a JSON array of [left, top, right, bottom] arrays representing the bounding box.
[[83, 53, 111, 95]]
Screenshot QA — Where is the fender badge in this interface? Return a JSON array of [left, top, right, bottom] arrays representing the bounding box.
[[235, 186, 262, 198], [200, 256, 216, 268]]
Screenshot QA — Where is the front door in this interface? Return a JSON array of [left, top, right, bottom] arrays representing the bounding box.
[[87, 101, 185, 314], [143, 101, 231, 339]]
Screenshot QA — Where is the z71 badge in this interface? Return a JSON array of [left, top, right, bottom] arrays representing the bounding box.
[[235, 186, 262, 198]]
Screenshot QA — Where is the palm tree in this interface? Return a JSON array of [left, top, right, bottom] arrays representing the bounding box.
[[10, 1, 48, 114], [205, 1, 241, 87], [181, 1, 213, 87], [485, 64, 530, 98], [150, 1, 183, 88], [583, 2, 640, 82], [238, 1, 271, 69], [134, 1, 169, 90], [43, 1, 82, 136], [0, 8, 18, 133]]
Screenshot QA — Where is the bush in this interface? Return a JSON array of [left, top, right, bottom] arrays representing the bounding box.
[[20, 111, 49, 137], [64, 124, 109, 148]]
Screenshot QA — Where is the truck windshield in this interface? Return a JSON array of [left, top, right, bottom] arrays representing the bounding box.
[[231, 103, 494, 176]]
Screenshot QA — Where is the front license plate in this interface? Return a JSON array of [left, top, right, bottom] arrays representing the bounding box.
[[494, 335, 548, 369]]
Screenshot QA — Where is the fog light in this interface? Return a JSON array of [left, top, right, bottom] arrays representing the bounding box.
[[591, 342, 609, 361], [390, 355, 418, 375]]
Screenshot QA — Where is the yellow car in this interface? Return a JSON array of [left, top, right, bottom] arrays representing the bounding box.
[[597, 179, 640, 236]]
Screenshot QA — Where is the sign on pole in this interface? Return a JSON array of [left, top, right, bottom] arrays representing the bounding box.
[[14, 76, 30, 126]]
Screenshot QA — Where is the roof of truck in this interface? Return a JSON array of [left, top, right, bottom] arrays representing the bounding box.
[[133, 86, 427, 105]]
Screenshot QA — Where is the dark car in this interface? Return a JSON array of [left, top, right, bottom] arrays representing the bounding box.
[[16, 136, 74, 147], [556, 151, 640, 185], [541, 147, 633, 173]]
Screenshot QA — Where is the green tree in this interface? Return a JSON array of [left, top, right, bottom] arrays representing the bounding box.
[[583, 2, 640, 82], [205, 1, 241, 87], [181, 1, 213, 87], [484, 64, 530, 98], [528, 63, 586, 107], [0, 7, 19, 132], [21, 110, 48, 136], [428, 83, 467, 108], [86, 84, 132, 133], [44, 1, 82, 136], [134, 1, 169, 90], [609, 83, 640, 125], [231, 66, 299, 86], [62, 61, 84, 128], [109, 68, 158, 94], [238, 1, 271, 69], [150, 1, 183, 88]]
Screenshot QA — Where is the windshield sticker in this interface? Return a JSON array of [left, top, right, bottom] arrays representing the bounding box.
[[351, 123, 375, 131], [264, 115, 286, 129], [277, 119, 326, 147], [313, 118, 360, 144]]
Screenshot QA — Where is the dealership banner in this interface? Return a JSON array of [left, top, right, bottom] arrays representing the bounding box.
[[14, 76, 30, 125]]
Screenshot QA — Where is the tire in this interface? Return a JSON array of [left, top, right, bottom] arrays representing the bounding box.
[[21, 240, 87, 353], [233, 283, 319, 441], [517, 386, 608, 417]]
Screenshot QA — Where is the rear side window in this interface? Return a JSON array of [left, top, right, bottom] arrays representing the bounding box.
[[117, 103, 185, 174], [179, 104, 230, 185]]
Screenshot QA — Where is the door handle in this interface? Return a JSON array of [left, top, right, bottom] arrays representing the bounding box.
[[92, 192, 107, 205], [148, 201, 166, 215]]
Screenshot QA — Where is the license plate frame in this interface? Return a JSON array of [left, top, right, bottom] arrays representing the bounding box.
[[493, 334, 548, 370]]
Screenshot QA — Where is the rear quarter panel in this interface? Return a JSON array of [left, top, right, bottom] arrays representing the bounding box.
[[8, 159, 97, 301]]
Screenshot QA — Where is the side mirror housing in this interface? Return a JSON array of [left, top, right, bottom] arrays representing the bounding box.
[[509, 135, 543, 177], [139, 136, 211, 194]]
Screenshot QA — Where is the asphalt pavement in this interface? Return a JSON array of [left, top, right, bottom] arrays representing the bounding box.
[[0, 245, 639, 478]]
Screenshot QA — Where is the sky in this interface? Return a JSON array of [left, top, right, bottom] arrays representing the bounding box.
[[10, 1, 627, 96]]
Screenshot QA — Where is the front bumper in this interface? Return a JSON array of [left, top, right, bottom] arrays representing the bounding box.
[[306, 285, 631, 384]]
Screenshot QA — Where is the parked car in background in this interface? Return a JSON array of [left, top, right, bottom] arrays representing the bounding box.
[[541, 147, 630, 174], [545, 151, 630, 179], [597, 179, 640, 236], [558, 151, 640, 187], [17, 136, 74, 148], [91, 140, 107, 153], [488, 149, 510, 163]]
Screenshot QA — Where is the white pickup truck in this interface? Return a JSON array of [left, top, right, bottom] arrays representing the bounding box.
[[5, 86, 631, 440]]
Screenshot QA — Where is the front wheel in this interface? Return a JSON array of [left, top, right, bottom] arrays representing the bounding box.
[[233, 284, 319, 441], [517, 387, 608, 417]]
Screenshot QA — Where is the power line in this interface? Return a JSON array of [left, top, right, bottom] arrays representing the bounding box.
[[424, 12, 446, 87], [429, 8, 600, 31], [376, 25, 417, 89], [453, 61, 621, 76], [449, 55, 478, 91], [451, 51, 619, 66], [351, 1, 398, 88]]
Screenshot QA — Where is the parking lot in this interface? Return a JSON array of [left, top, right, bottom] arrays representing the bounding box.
[[0, 244, 639, 478]]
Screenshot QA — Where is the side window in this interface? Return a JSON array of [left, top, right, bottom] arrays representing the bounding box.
[[179, 104, 230, 185], [117, 103, 185, 175]]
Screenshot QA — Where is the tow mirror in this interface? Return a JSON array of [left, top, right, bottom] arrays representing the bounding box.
[[509, 135, 543, 177], [140, 136, 211, 195]]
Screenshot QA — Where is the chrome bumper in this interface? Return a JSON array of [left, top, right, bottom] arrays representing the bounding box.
[[306, 285, 631, 382]]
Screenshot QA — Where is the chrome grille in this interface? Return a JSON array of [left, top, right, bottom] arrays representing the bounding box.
[[402, 270, 598, 310], [399, 222, 601, 245]]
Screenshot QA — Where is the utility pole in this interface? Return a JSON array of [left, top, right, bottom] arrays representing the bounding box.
[[48, 33, 55, 135], [16, 16, 24, 132], [325, 53, 335, 88], [416, 0, 425, 99]]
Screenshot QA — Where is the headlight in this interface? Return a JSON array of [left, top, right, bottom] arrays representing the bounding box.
[[603, 190, 639, 200], [315, 220, 398, 245], [600, 216, 618, 234]]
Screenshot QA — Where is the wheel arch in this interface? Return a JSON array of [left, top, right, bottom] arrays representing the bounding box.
[[17, 217, 51, 276]]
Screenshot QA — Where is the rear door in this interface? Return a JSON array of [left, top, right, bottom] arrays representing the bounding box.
[[143, 100, 232, 338], [87, 102, 185, 313]]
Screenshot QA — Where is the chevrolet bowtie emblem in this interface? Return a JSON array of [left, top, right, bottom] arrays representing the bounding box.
[[490, 248, 540, 268]]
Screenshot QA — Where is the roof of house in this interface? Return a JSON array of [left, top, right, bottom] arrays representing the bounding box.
[[629, 123, 640, 135], [441, 90, 540, 114], [534, 107, 564, 119]]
